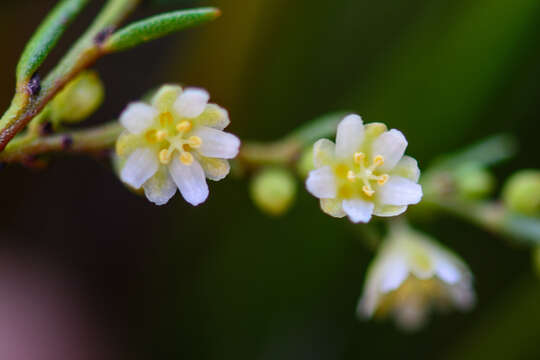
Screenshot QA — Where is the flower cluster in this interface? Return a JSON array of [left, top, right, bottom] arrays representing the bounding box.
[[116, 85, 240, 206], [306, 114, 422, 223], [358, 227, 475, 330]]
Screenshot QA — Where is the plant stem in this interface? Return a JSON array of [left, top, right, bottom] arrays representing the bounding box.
[[0, 0, 140, 151], [0, 122, 123, 163]]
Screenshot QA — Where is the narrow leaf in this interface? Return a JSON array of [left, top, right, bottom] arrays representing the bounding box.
[[432, 134, 518, 170], [104, 7, 221, 52], [288, 111, 350, 145], [16, 0, 89, 84]]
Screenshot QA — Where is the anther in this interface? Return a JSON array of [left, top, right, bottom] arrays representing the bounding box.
[[176, 121, 192, 133], [362, 185, 375, 197], [180, 152, 194, 165], [378, 174, 389, 185], [156, 130, 168, 141], [347, 170, 356, 182], [159, 112, 174, 126], [188, 136, 202, 148], [159, 149, 171, 164], [354, 152, 365, 165], [373, 155, 384, 167]]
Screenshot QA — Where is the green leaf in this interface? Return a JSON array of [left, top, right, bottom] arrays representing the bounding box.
[[504, 213, 540, 245], [431, 134, 518, 171], [287, 111, 350, 145], [104, 7, 221, 52], [16, 0, 88, 84]]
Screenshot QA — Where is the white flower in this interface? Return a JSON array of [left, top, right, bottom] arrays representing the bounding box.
[[116, 85, 240, 206], [305, 114, 422, 223], [358, 226, 475, 331]]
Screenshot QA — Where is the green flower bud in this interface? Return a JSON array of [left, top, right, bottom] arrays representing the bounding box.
[[250, 168, 297, 216], [297, 146, 314, 178], [454, 162, 495, 200], [502, 170, 540, 215], [51, 70, 104, 123]]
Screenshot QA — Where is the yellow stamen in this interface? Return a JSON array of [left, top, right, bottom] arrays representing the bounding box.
[[159, 112, 173, 126], [180, 151, 194, 165], [362, 185, 375, 197], [159, 149, 171, 164], [145, 130, 157, 143], [378, 174, 389, 185], [354, 152, 365, 165], [156, 130, 168, 141], [373, 155, 384, 167], [176, 121, 192, 133], [188, 136, 202, 148], [347, 170, 356, 182]]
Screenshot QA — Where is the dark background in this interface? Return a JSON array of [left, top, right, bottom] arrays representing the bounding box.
[[1, 0, 540, 359]]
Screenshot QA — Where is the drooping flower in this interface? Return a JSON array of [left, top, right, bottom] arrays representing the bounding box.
[[357, 226, 475, 331], [116, 85, 240, 206], [306, 114, 422, 223]]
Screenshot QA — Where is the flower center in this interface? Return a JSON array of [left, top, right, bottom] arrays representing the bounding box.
[[147, 112, 203, 166], [346, 152, 389, 197]]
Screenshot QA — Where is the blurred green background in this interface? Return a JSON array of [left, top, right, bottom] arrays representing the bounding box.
[[1, 0, 540, 359]]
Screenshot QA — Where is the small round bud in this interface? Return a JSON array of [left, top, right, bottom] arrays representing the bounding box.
[[250, 168, 297, 216], [297, 146, 314, 178], [454, 163, 495, 200], [51, 70, 104, 123], [502, 170, 540, 215]]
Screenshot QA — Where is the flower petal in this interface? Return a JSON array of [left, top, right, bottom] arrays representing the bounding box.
[[306, 166, 336, 199], [371, 129, 408, 172], [378, 176, 422, 206], [335, 114, 364, 159], [168, 157, 209, 206], [194, 104, 230, 130], [379, 257, 408, 292], [342, 198, 374, 223], [391, 155, 420, 182], [320, 198, 346, 218], [193, 126, 240, 159], [373, 204, 408, 217], [119, 102, 158, 134], [142, 166, 177, 205], [151, 85, 182, 112], [173, 88, 209, 118], [120, 148, 159, 189], [313, 138, 335, 167], [197, 156, 230, 181], [435, 257, 461, 284]]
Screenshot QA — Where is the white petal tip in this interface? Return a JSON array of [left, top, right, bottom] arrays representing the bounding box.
[[174, 88, 210, 118], [305, 166, 336, 199], [119, 102, 158, 134], [342, 199, 374, 223]]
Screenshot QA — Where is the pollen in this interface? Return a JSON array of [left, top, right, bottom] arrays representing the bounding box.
[[156, 130, 168, 141], [188, 136, 202, 148], [159, 149, 171, 164], [354, 152, 365, 164], [180, 151, 194, 165], [362, 185, 375, 197], [373, 155, 384, 167], [176, 121, 192, 133], [159, 112, 174, 126], [378, 174, 389, 185]]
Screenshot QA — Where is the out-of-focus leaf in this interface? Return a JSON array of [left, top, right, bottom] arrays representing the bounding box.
[[104, 7, 220, 52], [504, 213, 540, 245], [148, 0, 201, 7], [430, 134, 517, 171], [287, 111, 350, 145], [16, 0, 88, 84]]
